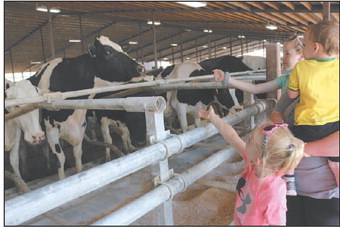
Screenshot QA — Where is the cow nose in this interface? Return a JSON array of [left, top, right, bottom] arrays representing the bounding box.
[[33, 133, 45, 143], [138, 65, 146, 74]]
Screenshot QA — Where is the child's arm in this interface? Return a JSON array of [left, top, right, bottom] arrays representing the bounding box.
[[199, 107, 246, 154], [287, 88, 299, 99], [213, 69, 280, 94], [270, 111, 285, 123], [304, 131, 339, 157]]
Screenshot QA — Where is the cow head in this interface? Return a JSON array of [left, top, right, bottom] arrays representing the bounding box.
[[88, 35, 145, 82], [5, 80, 45, 144]]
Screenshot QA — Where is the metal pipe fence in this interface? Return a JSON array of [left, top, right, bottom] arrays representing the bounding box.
[[5, 100, 268, 225]]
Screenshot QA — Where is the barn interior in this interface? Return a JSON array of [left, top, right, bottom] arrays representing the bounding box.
[[3, 1, 340, 226], [5, 1, 339, 78]]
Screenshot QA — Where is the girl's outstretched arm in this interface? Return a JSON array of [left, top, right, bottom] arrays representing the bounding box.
[[213, 69, 280, 94], [199, 107, 246, 154]]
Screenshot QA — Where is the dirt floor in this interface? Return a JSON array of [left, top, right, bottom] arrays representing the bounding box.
[[5, 132, 245, 225]]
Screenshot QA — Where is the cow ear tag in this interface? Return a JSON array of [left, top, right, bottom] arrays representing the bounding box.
[[88, 44, 96, 58]]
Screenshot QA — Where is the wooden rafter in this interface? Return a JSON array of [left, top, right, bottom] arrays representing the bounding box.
[[227, 2, 252, 11], [297, 13, 319, 24], [300, 2, 312, 11], [284, 12, 309, 25], [281, 2, 295, 10], [262, 2, 280, 11], [246, 2, 266, 10]]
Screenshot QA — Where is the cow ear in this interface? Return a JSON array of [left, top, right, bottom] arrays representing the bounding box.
[[238, 56, 244, 60], [88, 43, 96, 58]]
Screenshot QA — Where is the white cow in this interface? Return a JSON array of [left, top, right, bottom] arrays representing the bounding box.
[[240, 55, 266, 70], [5, 79, 45, 181]]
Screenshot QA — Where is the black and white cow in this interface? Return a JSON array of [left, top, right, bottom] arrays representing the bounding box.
[[157, 56, 251, 132], [5, 79, 45, 181], [28, 35, 144, 179], [89, 91, 147, 161]]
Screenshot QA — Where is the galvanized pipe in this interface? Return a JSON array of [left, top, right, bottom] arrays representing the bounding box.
[[5, 72, 266, 107], [5, 101, 267, 225], [5, 97, 166, 120], [36, 97, 166, 113], [93, 145, 239, 225]]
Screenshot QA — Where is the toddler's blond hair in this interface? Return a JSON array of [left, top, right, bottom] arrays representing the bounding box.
[[307, 20, 339, 56], [250, 123, 305, 177]]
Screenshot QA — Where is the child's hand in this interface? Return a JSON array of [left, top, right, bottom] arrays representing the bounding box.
[[199, 106, 217, 121], [213, 69, 224, 82]]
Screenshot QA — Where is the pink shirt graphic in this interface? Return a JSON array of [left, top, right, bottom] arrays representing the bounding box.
[[234, 154, 287, 225]]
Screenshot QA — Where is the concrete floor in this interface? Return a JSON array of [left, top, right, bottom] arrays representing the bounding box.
[[6, 133, 244, 225]]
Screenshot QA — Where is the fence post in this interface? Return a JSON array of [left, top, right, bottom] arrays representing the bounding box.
[[145, 110, 174, 225]]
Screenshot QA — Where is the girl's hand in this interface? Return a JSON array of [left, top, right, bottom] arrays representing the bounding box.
[[213, 69, 225, 82], [199, 106, 217, 121]]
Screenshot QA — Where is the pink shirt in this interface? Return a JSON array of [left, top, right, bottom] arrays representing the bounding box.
[[234, 155, 287, 225]]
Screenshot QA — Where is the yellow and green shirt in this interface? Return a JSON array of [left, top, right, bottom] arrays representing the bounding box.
[[288, 58, 339, 125]]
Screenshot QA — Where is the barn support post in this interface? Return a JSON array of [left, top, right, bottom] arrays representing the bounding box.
[[39, 28, 46, 62], [323, 2, 331, 21], [5, 101, 268, 225], [139, 22, 144, 64], [229, 35, 233, 55], [240, 38, 244, 56], [9, 49, 15, 81], [79, 14, 84, 53], [152, 12, 158, 69], [48, 6, 55, 59], [265, 43, 281, 99], [180, 33, 184, 63], [195, 39, 198, 61]]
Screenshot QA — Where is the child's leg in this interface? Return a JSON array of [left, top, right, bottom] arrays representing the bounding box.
[[284, 169, 297, 196], [328, 157, 339, 187]]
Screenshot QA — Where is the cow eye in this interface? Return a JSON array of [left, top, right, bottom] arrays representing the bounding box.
[[106, 51, 111, 56]]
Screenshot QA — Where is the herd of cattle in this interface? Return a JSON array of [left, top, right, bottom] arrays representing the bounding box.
[[4, 35, 266, 187]]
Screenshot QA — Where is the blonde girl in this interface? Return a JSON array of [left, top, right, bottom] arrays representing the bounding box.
[[199, 107, 305, 225]]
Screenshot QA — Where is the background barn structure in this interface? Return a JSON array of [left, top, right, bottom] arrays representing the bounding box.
[[3, 1, 340, 226], [4, 1, 339, 77]]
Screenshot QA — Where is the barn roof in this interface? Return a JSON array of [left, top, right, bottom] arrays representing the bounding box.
[[4, 1, 340, 74]]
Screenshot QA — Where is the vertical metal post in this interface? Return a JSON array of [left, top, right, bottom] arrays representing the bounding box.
[[48, 6, 55, 59], [145, 110, 173, 225], [172, 46, 175, 64], [323, 2, 331, 21], [152, 12, 158, 69], [180, 34, 183, 63], [214, 42, 217, 58], [208, 26, 211, 59], [63, 49, 66, 58], [195, 39, 198, 61], [79, 14, 84, 53], [39, 28, 46, 62], [246, 40, 249, 54], [139, 22, 144, 64], [229, 35, 232, 55], [240, 38, 244, 56], [263, 40, 265, 57], [9, 49, 15, 81]]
